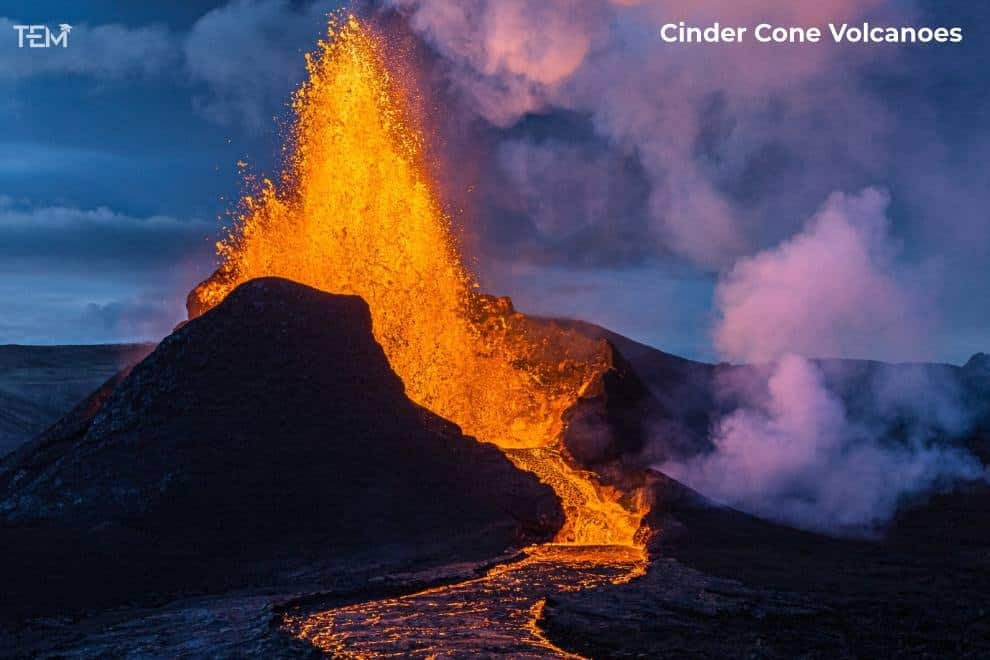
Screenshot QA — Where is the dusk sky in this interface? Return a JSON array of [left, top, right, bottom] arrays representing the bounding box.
[[1, 0, 988, 365]]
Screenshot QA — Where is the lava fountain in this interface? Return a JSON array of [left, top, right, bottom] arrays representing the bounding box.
[[188, 16, 647, 549]]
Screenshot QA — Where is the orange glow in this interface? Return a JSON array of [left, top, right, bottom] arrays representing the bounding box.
[[190, 16, 646, 549], [286, 544, 646, 655]]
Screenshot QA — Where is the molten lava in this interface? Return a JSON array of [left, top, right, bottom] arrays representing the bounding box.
[[190, 16, 646, 549]]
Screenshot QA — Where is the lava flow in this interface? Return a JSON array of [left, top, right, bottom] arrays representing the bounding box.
[[285, 545, 645, 657], [188, 16, 647, 549]]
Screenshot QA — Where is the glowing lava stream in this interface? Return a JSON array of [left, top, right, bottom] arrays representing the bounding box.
[[285, 545, 645, 658], [189, 17, 648, 552]]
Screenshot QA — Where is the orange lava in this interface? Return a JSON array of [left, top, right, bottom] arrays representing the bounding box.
[[286, 545, 645, 657], [190, 16, 646, 549]]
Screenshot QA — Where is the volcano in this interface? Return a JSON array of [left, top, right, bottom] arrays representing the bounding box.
[[4, 10, 989, 658], [0, 278, 563, 623], [2, 281, 989, 656]]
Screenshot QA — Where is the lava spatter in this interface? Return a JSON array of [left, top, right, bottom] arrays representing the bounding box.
[[189, 16, 647, 550]]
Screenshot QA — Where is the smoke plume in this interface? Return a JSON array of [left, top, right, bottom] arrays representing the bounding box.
[[659, 189, 986, 534], [660, 355, 986, 534], [371, 0, 990, 534], [714, 187, 931, 364], [376, 0, 907, 269], [366, 0, 990, 366]]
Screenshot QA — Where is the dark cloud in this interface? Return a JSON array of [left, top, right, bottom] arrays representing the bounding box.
[[0, 0, 986, 360], [183, 0, 340, 131], [380, 0, 909, 268], [0, 18, 178, 79], [1, 2, 340, 132], [373, 0, 990, 363], [0, 197, 216, 343], [0, 196, 217, 271]]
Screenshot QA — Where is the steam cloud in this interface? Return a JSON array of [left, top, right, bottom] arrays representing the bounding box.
[[659, 189, 986, 533], [660, 355, 986, 534], [11, 2, 974, 530], [374, 0, 989, 535], [714, 187, 931, 364], [185, 0, 337, 131], [377, 0, 908, 269]]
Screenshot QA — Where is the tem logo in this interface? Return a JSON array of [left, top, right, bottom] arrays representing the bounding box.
[[12, 23, 72, 48]]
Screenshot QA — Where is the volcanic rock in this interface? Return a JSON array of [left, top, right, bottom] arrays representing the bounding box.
[[540, 468, 990, 657], [561, 340, 652, 467], [0, 344, 152, 457], [0, 277, 562, 620], [964, 351, 990, 373]]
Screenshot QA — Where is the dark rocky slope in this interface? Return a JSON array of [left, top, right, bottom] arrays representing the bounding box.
[[556, 318, 990, 466], [541, 470, 990, 658], [4, 299, 987, 656], [0, 344, 152, 457], [0, 278, 562, 622], [527, 321, 990, 656]]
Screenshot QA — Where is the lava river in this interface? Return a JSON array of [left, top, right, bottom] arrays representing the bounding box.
[[285, 545, 644, 658]]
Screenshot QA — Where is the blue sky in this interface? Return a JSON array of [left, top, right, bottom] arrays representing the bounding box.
[[1, 1, 987, 364], [0, 1, 337, 344]]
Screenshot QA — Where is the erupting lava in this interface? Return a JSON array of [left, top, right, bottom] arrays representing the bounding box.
[[189, 16, 646, 549]]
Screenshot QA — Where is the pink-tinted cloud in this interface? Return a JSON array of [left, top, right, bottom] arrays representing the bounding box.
[[380, 0, 908, 268], [379, 0, 987, 536], [713, 187, 933, 363], [659, 354, 986, 534]]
